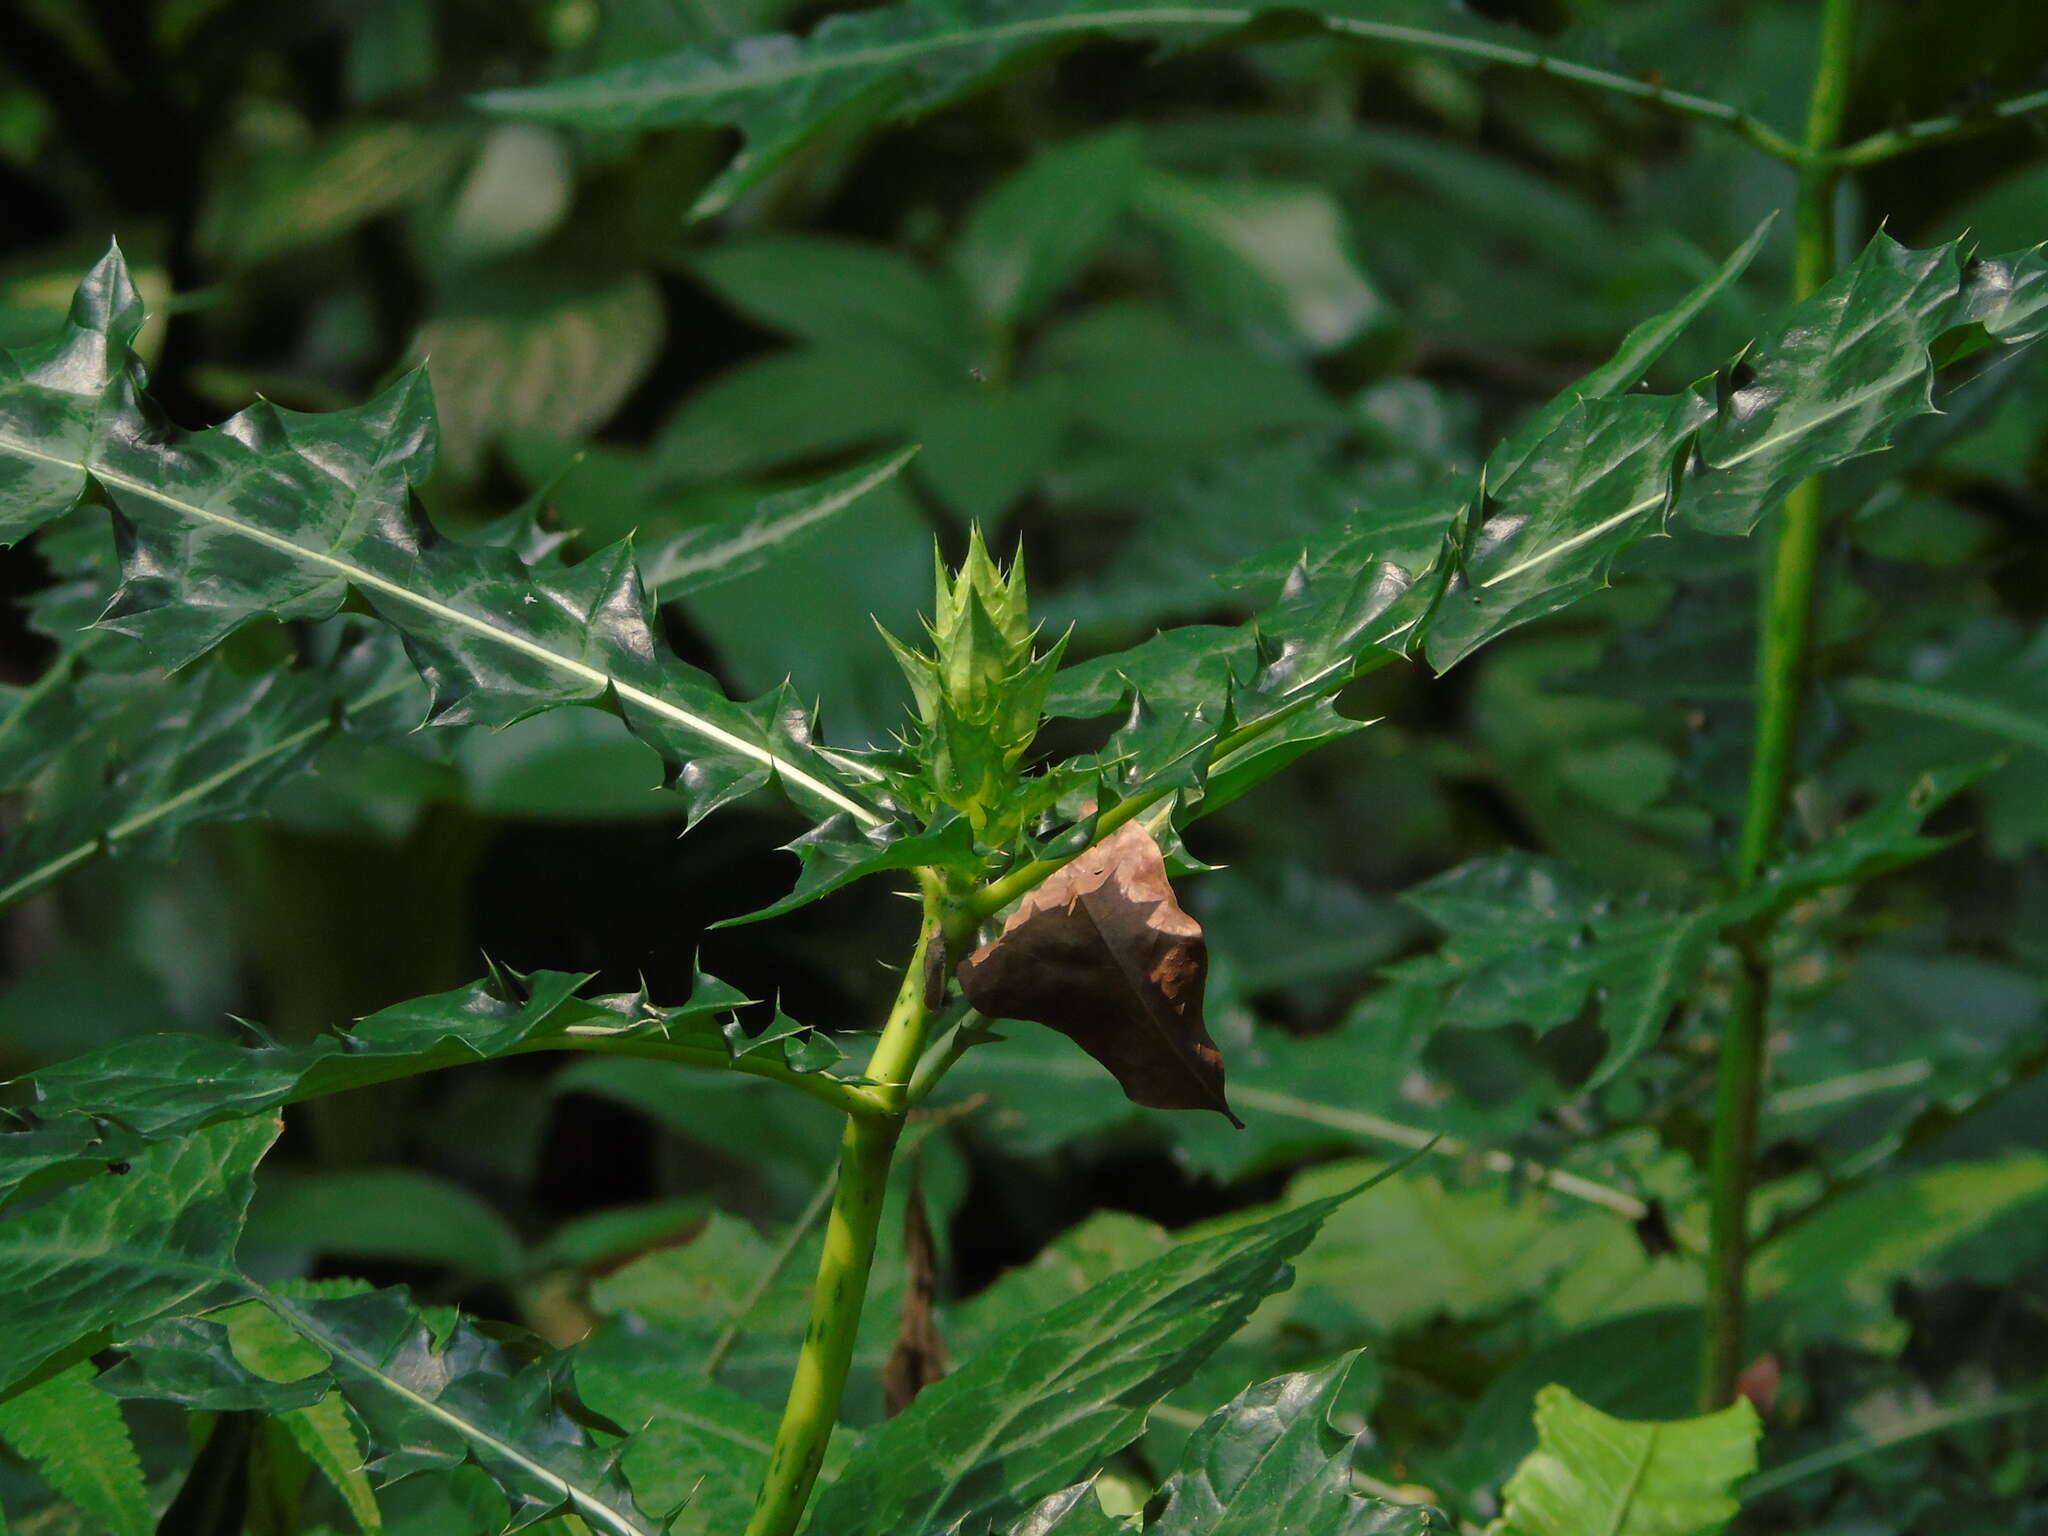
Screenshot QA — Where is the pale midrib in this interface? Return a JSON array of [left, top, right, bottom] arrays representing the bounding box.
[[1596, 1421, 1658, 1536], [515, 8, 1746, 131], [0, 677, 414, 910], [264, 1293, 652, 1536], [888, 1255, 1262, 1534], [0, 435, 882, 826], [651, 449, 912, 591], [1480, 354, 1935, 591]]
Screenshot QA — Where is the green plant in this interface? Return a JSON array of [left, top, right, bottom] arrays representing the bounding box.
[[2, 1, 2047, 1533]]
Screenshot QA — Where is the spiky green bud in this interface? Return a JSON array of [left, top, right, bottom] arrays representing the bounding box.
[[883, 528, 1065, 842]]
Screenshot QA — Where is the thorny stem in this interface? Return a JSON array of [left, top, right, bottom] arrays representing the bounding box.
[[1701, 0, 1858, 1413], [745, 881, 951, 1536]]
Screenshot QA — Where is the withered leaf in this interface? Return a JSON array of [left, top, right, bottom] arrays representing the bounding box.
[[882, 1160, 949, 1416], [957, 820, 1242, 1126]]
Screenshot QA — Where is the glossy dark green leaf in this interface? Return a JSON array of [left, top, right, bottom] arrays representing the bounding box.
[[0, 1116, 276, 1400], [0, 249, 890, 831], [715, 812, 980, 926], [810, 1165, 1408, 1536], [0, 968, 853, 1206], [1146, 1356, 1441, 1534], [117, 1286, 661, 1535], [1397, 852, 1718, 1089], [0, 637, 416, 911]]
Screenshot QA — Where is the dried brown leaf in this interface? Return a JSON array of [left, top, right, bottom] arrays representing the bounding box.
[[957, 820, 1241, 1126], [882, 1162, 948, 1416]]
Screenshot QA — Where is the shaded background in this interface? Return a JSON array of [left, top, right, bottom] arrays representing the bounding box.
[[3, 0, 2048, 1530]]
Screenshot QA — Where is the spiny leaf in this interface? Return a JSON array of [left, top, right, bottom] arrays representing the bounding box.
[[574, 1322, 786, 1536], [958, 820, 1240, 1124], [0, 1361, 152, 1536], [1489, 1386, 1760, 1536], [641, 447, 919, 599], [264, 1288, 657, 1536], [811, 1163, 1413, 1536], [0, 247, 889, 830], [0, 634, 416, 911], [472, 0, 1653, 219], [115, 1285, 659, 1535], [0, 968, 861, 1207], [1034, 231, 2045, 868], [0, 1116, 276, 1400], [1147, 1355, 1442, 1534], [714, 813, 980, 927]]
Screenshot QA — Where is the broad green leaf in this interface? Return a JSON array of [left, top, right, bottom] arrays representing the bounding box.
[[1147, 1356, 1440, 1533], [954, 130, 1144, 325], [575, 1322, 786, 1535], [692, 235, 972, 368], [1490, 1386, 1760, 1536], [1135, 170, 1389, 352], [0, 1116, 276, 1399], [0, 248, 887, 830], [1752, 1155, 2048, 1340], [1443, 1310, 1704, 1500], [0, 968, 860, 1206], [246, 1167, 524, 1281], [0, 1361, 151, 1536], [911, 379, 1072, 524], [639, 448, 919, 599], [809, 1165, 1408, 1536], [414, 268, 664, 476], [471, 0, 1640, 218], [1215, 1160, 1691, 1342], [653, 343, 947, 483]]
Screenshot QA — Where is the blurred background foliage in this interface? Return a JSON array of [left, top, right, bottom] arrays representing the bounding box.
[[1, 0, 2047, 1530]]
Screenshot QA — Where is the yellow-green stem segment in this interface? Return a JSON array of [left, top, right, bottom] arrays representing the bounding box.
[[745, 885, 949, 1536], [1701, 0, 1858, 1411]]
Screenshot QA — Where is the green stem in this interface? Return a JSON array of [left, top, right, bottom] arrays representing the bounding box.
[[745, 893, 947, 1536], [706, 1160, 840, 1379], [1830, 84, 2048, 169], [1700, 0, 1858, 1412]]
